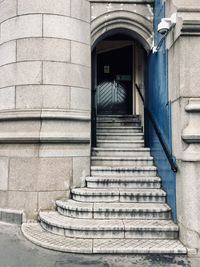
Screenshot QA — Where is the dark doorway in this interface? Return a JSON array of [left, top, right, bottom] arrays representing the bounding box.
[[96, 45, 133, 115]]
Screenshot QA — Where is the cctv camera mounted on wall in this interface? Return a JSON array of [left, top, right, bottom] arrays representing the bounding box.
[[157, 13, 177, 35], [152, 13, 177, 53]]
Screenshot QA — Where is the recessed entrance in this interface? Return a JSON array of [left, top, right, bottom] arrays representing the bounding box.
[[92, 33, 147, 120], [96, 45, 133, 115]]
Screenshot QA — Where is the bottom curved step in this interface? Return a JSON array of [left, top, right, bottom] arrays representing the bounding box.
[[22, 223, 187, 254]]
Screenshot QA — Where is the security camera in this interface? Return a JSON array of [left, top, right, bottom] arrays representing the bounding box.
[[158, 19, 170, 35], [157, 13, 177, 35]]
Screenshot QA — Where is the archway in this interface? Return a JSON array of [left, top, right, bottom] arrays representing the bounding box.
[[91, 29, 148, 145]]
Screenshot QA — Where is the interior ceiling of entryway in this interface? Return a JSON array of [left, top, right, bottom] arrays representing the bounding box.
[[96, 34, 134, 54]]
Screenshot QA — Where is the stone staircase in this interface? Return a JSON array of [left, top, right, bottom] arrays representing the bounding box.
[[22, 115, 187, 254]]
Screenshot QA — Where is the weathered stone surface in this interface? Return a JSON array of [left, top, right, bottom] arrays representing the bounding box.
[[171, 98, 189, 159], [18, 0, 70, 16], [71, 0, 90, 22], [0, 41, 16, 66], [43, 15, 90, 44], [72, 157, 90, 188], [180, 37, 200, 97], [0, 87, 15, 110], [0, 62, 42, 89], [39, 144, 90, 158], [9, 158, 72, 191], [0, 15, 42, 44], [176, 161, 200, 250], [38, 191, 67, 211], [8, 191, 38, 219], [0, 144, 39, 158], [17, 38, 70, 63], [16, 85, 70, 109], [40, 120, 90, 140], [70, 87, 91, 111], [0, 0, 17, 24], [0, 120, 41, 141], [43, 62, 90, 89], [0, 208, 23, 224], [71, 41, 91, 67], [0, 191, 8, 207], [0, 158, 9, 191], [170, 0, 200, 8]]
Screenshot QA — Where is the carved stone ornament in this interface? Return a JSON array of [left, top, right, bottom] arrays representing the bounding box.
[[182, 98, 200, 161]]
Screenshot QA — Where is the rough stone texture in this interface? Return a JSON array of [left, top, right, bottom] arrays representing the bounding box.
[[70, 88, 91, 111], [167, 0, 200, 254], [40, 120, 90, 140], [0, 41, 16, 66], [9, 158, 72, 191], [8, 191, 38, 219], [16, 85, 70, 109], [0, 87, 15, 110], [0, 120, 41, 140], [0, 62, 42, 89], [0, 158, 9, 191], [0, 0, 91, 220], [43, 62, 90, 89], [38, 191, 67, 211], [176, 161, 200, 251], [71, 0, 90, 22], [72, 157, 90, 188], [71, 41, 91, 67], [17, 38, 71, 63], [0, 144, 39, 158], [39, 144, 90, 158], [0, 209, 23, 224], [0, 0, 17, 24], [43, 15, 90, 44], [0, 15, 43, 44], [18, 0, 70, 16]]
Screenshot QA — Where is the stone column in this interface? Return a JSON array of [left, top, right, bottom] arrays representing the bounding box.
[[0, 0, 91, 219], [167, 0, 200, 255]]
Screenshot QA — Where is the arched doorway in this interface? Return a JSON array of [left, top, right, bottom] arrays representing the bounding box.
[[92, 30, 148, 142], [96, 35, 133, 115]]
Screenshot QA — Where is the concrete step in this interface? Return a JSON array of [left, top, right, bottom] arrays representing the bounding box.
[[97, 115, 138, 118], [96, 140, 144, 148], [86, 176, 161, 189], [22, 223, 187, 254], [97, 133, 144, 140], [92, 147, 151, 157], [91, 156, 154, 166], [97, 122, 141, 127], [56, 199, 171, 219], [71, 188, 166, 203], [39, 211, 178, 239], [96, 117, 140, 123], [97, 126, 143, 133], [91, 166, 157, 177]]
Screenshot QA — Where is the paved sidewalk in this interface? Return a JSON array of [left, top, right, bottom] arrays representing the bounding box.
[[0, 222, 199, 267]]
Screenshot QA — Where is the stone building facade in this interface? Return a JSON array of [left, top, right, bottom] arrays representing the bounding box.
[[0, 0, 199, 255]]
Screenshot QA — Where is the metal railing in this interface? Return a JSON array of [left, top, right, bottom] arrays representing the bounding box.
[[135, 84, 178, 172]]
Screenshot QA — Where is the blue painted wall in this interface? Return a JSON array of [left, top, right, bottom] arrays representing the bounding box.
[[146, 0, 176, 221]]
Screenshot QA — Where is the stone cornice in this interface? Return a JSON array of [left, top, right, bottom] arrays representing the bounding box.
[[181, 20, 200, 36], [0, 109, 91, 121], [0, 135, 90, 144]]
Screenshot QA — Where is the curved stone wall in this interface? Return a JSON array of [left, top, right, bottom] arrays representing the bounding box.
[[0, 0, 91, 219]]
